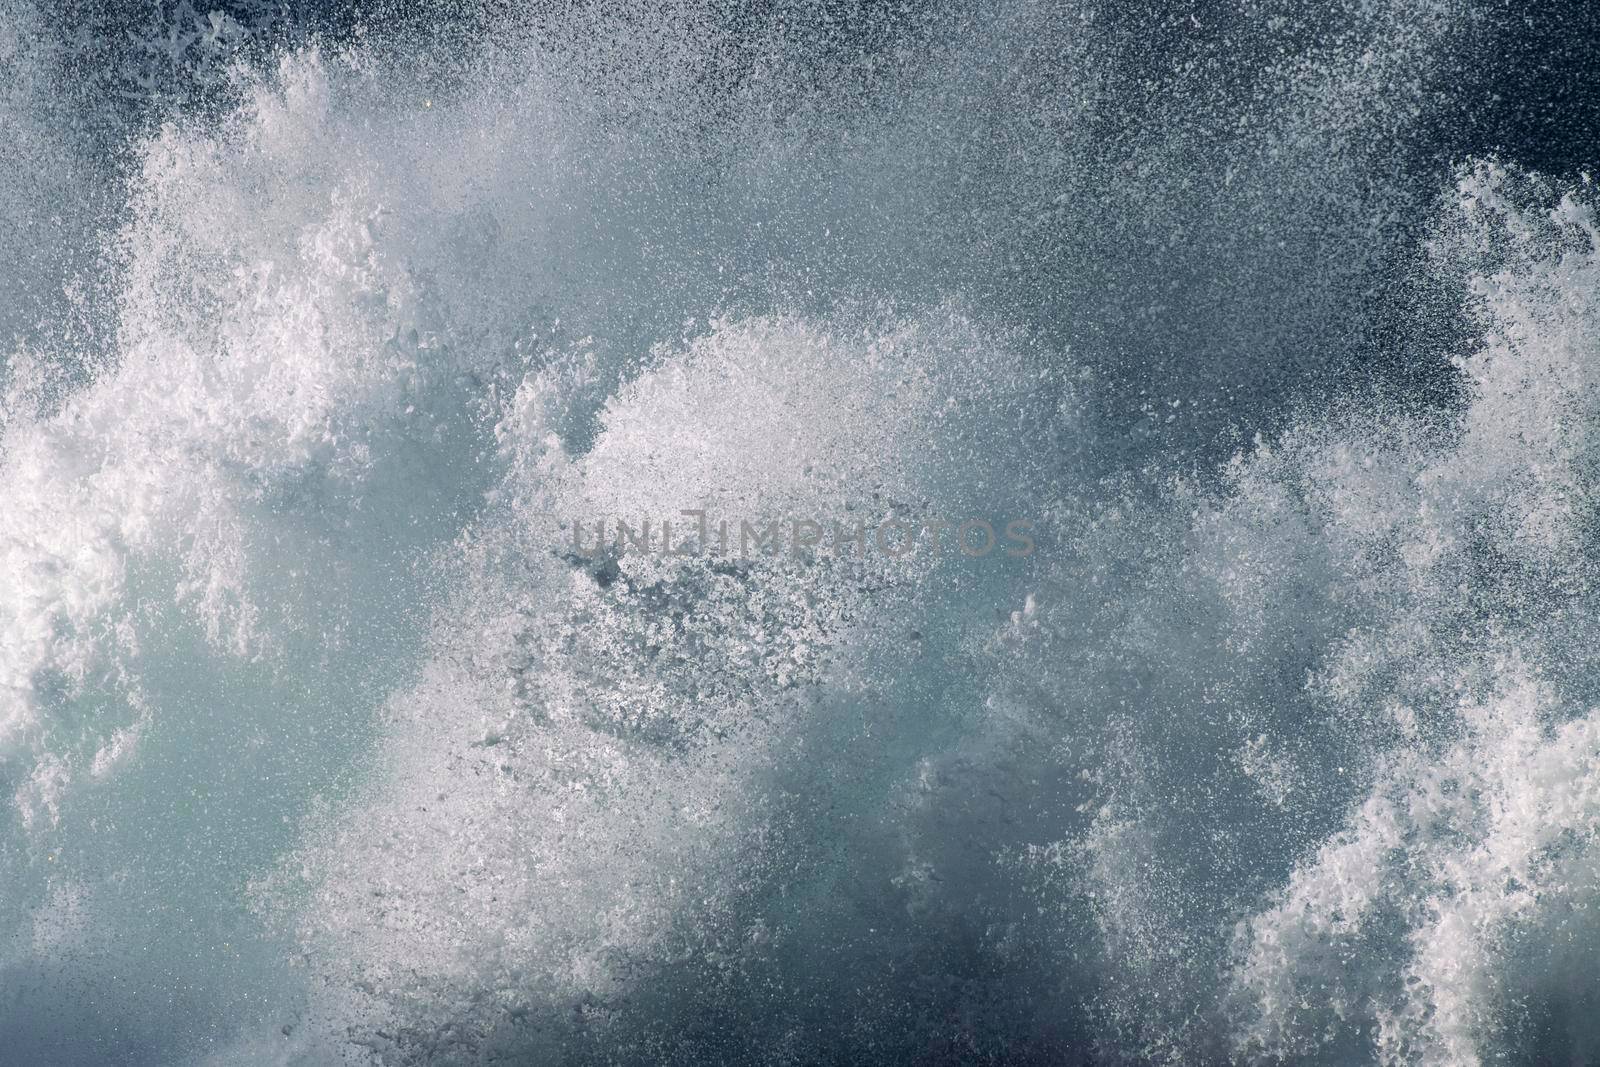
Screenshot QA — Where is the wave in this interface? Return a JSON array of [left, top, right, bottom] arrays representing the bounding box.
[[1, 1, 1597, 1063]]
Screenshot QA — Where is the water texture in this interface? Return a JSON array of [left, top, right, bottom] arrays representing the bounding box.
[[2, 1, 1598, 1063]]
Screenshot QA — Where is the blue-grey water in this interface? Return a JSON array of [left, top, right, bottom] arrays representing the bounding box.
[[2, 1, 1599, 1063]]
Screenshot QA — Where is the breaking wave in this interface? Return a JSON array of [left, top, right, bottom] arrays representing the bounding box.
[[2, 1, 1597, 1063]]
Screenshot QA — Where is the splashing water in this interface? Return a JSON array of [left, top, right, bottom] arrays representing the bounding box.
[[2, 1, 1598, 1063]]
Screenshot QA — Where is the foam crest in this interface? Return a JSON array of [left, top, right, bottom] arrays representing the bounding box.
[[4, 2, 1596, 1064]]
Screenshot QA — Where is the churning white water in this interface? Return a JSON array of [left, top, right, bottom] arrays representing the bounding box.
[[2, 0, 1598, 1063]]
